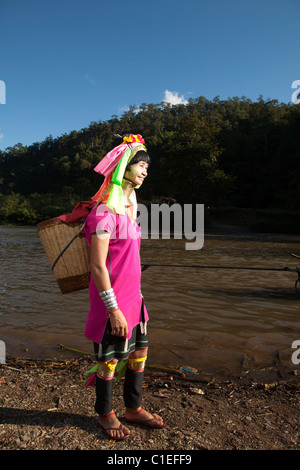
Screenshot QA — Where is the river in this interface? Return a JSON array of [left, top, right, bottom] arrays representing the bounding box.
[[0, 226, 299, 379]]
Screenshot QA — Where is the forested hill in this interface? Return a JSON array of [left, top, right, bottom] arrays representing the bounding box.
[[0, 95, 300, 229]]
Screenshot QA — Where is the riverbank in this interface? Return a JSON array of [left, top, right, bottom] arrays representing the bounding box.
[[1, 356, 299, 451], [206, 207, 300, 236]]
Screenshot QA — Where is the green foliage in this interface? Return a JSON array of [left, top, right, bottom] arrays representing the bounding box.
[[0, 187, 80, 225], [0, 193, 39, 225]]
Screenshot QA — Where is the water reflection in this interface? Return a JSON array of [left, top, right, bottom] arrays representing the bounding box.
[[0, 226, 299, 379]]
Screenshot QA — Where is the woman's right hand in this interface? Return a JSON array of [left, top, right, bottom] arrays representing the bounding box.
[[109, 309, 128, 338]]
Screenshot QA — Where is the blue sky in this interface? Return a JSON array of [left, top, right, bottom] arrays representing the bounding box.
[[0, 0, 299, 150]]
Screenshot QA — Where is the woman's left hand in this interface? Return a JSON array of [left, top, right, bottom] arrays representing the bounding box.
[[109, 308, 128, 338]]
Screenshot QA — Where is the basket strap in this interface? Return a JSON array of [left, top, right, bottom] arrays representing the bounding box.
[[51, 220, 86, 271]]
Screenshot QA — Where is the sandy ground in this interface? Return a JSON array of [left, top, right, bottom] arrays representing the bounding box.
[[0, 355, 299, 452]]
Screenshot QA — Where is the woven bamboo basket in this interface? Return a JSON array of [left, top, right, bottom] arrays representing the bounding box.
[[37, 217, 91, 294]]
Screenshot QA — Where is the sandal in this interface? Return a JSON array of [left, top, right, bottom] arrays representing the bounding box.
[[98, 411, 130, 441], [125, 407, 166, 429]]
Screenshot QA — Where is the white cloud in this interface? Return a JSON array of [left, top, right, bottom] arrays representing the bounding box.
[[118, 91, 189, 117], [0, 133, 3, 141], [118, 105, 142, 115], [163, 90, 188, 106]]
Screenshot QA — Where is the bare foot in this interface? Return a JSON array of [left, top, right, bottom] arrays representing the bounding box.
[[125, 407, 165, 428], [98, 411, 130, 440]]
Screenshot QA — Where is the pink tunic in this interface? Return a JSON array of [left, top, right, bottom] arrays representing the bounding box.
[[84, 204, 149, 344]]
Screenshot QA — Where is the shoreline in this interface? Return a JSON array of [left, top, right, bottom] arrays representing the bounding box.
[[1, 355, 300, 450]]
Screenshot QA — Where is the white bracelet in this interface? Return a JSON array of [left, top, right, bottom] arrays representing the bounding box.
[[99, 288, 118, 311]]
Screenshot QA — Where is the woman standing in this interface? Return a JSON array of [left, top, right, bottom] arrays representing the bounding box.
[[84, 134, 165, 440]]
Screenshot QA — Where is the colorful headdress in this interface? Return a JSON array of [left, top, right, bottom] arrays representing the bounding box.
[[92, 134, 147, 215]]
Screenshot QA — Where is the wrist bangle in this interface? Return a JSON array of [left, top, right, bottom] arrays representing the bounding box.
[[108, 307, 119, 314], [99, 288, 118, 311]]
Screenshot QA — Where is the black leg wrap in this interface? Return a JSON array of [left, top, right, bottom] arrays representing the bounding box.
[[94, 375, 113, 415], [123, 367, 144, 409]]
